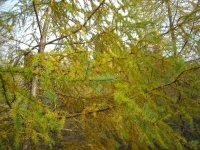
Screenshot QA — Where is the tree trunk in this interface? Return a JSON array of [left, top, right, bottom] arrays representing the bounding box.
[[31, 1, 51, 97], [165, 0, 177, 56]]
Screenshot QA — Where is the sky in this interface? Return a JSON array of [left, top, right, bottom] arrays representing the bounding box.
[[0, 0, 18, 12]]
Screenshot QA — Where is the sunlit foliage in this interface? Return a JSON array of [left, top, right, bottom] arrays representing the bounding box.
[[0, 0, 200, 149]]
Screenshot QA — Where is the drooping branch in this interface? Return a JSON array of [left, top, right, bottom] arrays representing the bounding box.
[[64, 66, 200, 119], [10, 72, 16, 103], [66, 105, 114, 119], [0, 73, 12, 108], [147, 66, 200, 93]]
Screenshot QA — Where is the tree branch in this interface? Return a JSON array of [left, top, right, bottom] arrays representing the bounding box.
[[33, 0, 42, 36], [178, 10, 197, 55], [161, 7, 200, 36], [32, 0, 106, 50], [147, 66, 200, 93], [83, 0, 105, 27], [66, 105, 114, 119], [0, 74, 12, 108]]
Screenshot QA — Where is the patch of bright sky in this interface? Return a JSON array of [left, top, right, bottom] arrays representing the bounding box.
[[0, 0, 18, 12]]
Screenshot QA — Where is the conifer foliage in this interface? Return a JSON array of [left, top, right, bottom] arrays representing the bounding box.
[[0, 0, 200, 149]]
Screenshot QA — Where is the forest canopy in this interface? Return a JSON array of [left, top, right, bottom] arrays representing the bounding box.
[[0, 0, 200, 149]]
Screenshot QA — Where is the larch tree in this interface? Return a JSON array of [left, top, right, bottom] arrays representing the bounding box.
[[0, 0, 200, 149]]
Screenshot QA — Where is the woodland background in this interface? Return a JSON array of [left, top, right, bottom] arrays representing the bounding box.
[[0, 0, 200, 149]]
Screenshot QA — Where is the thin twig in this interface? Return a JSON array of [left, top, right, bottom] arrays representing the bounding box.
[[178, 12, 196, 55], [66, 106, 114, 119]]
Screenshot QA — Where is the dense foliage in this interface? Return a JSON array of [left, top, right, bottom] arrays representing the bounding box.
[[0, 0, 200, 149]]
